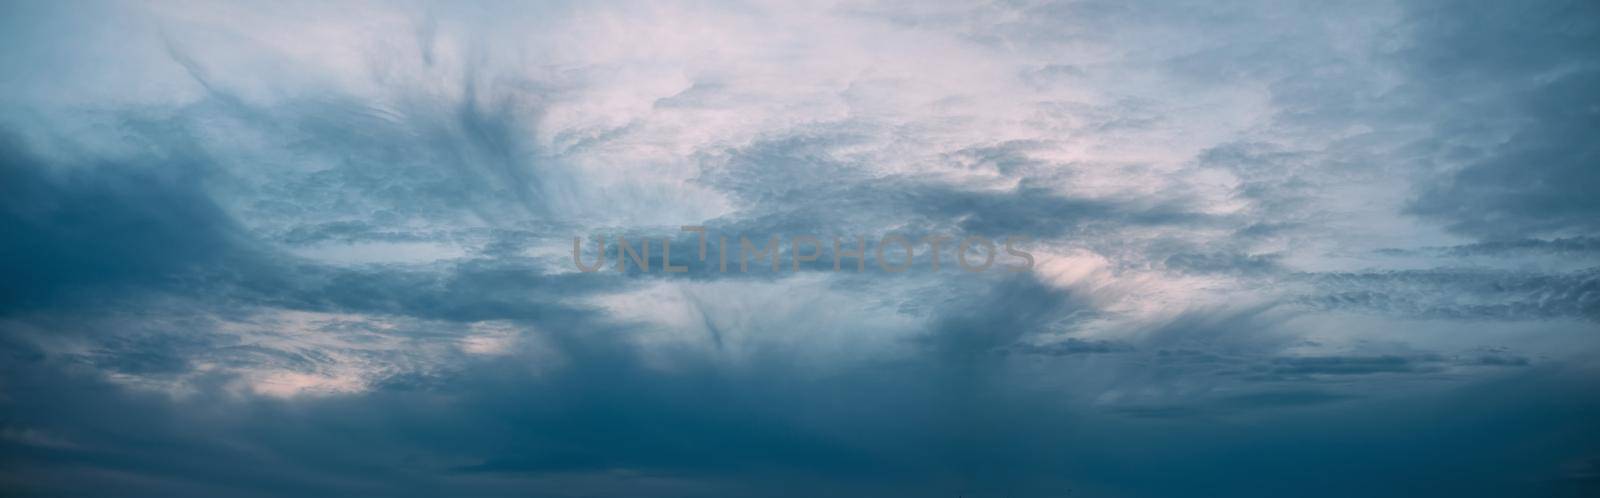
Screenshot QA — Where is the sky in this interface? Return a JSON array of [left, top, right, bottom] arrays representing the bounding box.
[[1, 0, 1598, 496]]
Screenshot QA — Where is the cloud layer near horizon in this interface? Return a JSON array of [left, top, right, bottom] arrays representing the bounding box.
[[2, 1, 1598, 496]]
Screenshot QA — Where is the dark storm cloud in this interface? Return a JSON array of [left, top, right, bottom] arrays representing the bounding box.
[[1267, 354, 1441, 376], [1399, 0, 1600, 239], [5, 269, 1598, 497], [0, 274, 1079, 497], [1108, 389, 1355, 420], [0, 129, 253, 312]]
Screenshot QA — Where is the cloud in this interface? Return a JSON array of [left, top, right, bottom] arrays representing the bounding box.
[[1295, 268, 1600, 321], [3, 0, 1600, 497], [0, 129, 255, 312], [1398, 0, 1600, 239]]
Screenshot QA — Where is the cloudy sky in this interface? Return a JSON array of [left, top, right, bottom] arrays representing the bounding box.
[[2, 0, 1598, 496]]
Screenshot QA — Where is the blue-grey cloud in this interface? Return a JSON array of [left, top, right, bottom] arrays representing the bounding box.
[[3, 1, 1599, 497]]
